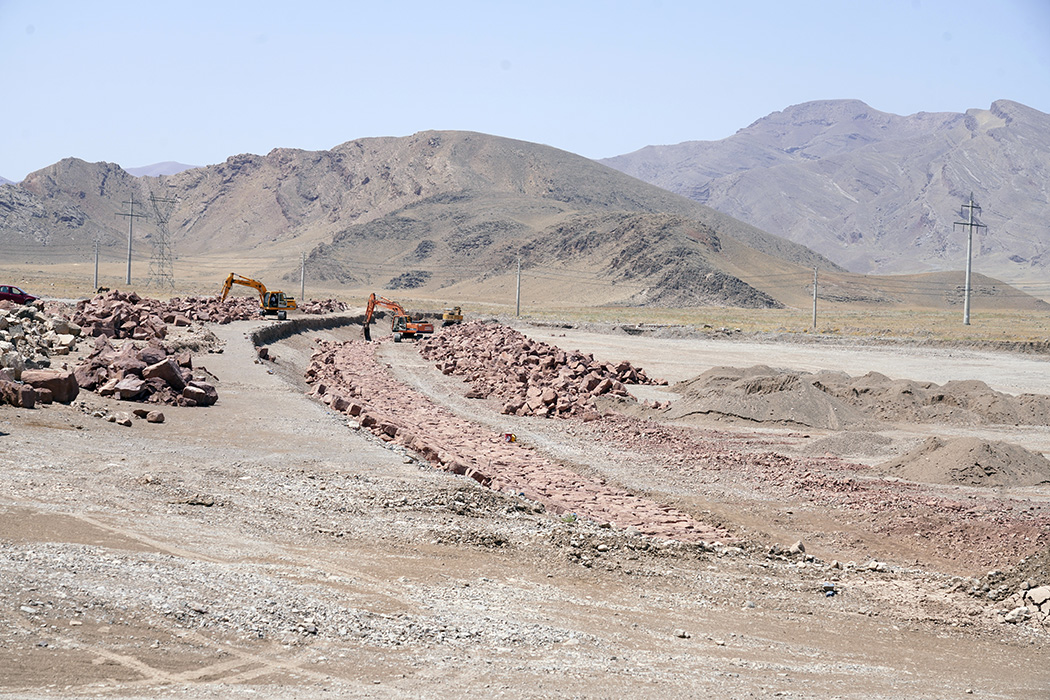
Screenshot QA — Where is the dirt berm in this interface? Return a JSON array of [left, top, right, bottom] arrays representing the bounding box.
[[667, 365, 1050, 430], [879, 436, 1050, 488]]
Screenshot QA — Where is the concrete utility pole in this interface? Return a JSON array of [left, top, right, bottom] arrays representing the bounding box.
[[515, 256, 521, 318], [812, 267, 818, 330], [954, 192, 987, 326], [93, 240, 99, 290], [300, 252, 306, 302], [115, 195, 147, 285]]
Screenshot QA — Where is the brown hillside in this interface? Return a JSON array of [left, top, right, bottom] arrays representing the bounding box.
[[2, 130, 1046, 311]]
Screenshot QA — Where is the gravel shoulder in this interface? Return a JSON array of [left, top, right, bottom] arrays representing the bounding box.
[[0, 318, 1047, 699]]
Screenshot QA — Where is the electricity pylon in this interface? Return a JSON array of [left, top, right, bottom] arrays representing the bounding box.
[[146, 192, 178, 290]]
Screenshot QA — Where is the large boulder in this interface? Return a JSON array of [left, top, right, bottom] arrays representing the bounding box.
[[182, 381, 218, 407], [142, 358, 186, 391], [20, 369, 79, 404], [113, 376, 146, 400], [0, 374, 37, 408]]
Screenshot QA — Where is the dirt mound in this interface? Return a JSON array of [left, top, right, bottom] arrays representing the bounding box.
[[801, 431, 896, 458], [879, 436, 1050, 487], [667, 364, 1050, 430], [667, 365, 875, 430], [834, 373, 1050, 426]]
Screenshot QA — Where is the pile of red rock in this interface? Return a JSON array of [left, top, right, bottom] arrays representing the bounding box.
[[159, 296, 259, 324], [71, 290, 172, 341], [74, 336, 217, 407], [304, 337, 729, 543], [418, 321, 664, 418], [298, 298, 349, 314], [70, 291, 350, 340]]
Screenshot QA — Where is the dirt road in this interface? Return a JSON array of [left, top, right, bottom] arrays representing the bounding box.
[[0, 318, 1047, 699]]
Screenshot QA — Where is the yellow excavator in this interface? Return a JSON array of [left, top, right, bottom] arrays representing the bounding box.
[[219, 273, 298, 320], [442, 306, 463, 326]]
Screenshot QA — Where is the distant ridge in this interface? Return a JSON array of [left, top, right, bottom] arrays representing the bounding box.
[[601, 99, 1050, 289], [0, 176, 13, 186], [125, 161, 199, 177]]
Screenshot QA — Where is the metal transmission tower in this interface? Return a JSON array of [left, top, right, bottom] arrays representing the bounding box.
[[954, 192, 987, 326], [146, 192, 179, 290]]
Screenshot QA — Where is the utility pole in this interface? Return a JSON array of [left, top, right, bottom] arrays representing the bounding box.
[[300, 252, 306, 302], [115, 195, 147, 286], [954, 192, 987, 326], [93, 240, 99, 290], [812, 267, 818, 330], [146, 192, 178, 290], [515, 256, 521, 318]]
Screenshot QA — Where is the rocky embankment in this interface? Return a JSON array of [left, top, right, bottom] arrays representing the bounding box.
[[304, 331, 731, 544]]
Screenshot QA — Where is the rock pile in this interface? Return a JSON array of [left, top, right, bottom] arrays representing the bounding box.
[[419, 321, 664, 418], [1000, 584, 1050, 626], [298, 298, 349, 314], [304, 337, 730, 544], [70, 290, 351, 340], [0, 301, 85, 407], [74, 336, 217, 407], [70, 290, 171, 341], [1, 301, 82, 379]]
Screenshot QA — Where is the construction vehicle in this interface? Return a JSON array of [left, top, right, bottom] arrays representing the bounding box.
[[219, 273, 298, 320], [441, 306, 463, 326], [363, 293, 434, 342]]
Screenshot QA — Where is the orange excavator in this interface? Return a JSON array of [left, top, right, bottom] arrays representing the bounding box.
[[219, 273, 297, 320], [363, 293, 434, 342]]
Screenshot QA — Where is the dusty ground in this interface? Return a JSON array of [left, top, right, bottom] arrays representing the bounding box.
[[1, 317, 1048, 699]]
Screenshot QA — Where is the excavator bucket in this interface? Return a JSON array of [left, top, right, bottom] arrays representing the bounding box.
[[363, 324, 372, 342]]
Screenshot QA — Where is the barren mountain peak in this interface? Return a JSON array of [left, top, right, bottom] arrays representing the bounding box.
[[602, 99, 1050, 293]]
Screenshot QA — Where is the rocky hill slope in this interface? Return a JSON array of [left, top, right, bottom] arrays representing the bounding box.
[[601, 100, 1050, 289], [0, 132, 840, 307], [3, 129, 1045, 311]]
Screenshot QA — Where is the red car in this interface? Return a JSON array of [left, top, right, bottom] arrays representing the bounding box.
[[0, 285, 37, 305]]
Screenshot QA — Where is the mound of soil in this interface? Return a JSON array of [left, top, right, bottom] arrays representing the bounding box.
[[879, 436, 1050, 488], [801, 430, 896, 458], [667, 365, 875, 430], [667, 364, 1050, 431], [833, 373, 1050, 426]]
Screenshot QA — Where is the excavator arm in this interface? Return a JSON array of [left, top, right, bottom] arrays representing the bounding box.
[[220, 273, 267, 305], [362, 293, 433, 342], [219, 273, 297, 319]]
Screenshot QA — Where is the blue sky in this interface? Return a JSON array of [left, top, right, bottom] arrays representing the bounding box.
[[2, 0, 1048, 181]]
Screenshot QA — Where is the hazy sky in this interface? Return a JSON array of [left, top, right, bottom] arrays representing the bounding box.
[[2, 0, 1049, 181]]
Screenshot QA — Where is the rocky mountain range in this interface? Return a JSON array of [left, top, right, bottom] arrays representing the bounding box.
[[0, 132, 844, 308], [1, 127, 1044, 311], [600, 99, 1050, 290]]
